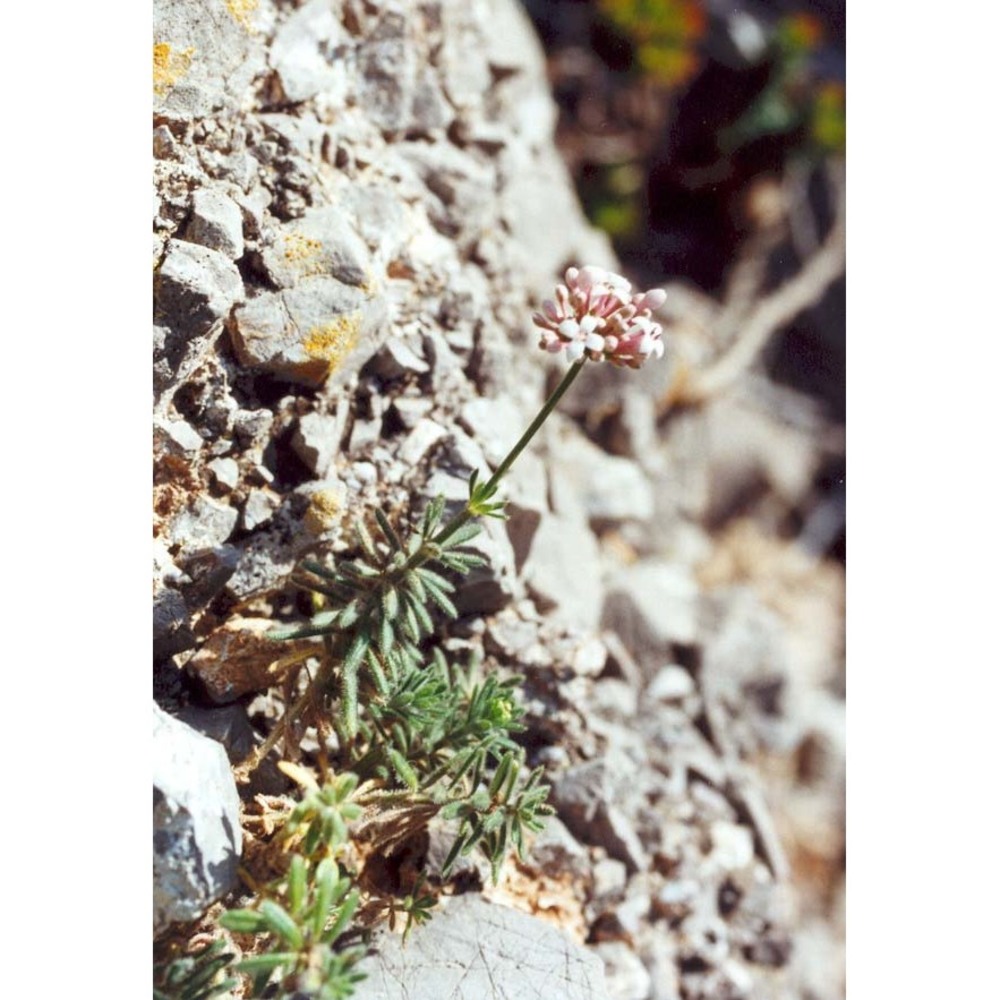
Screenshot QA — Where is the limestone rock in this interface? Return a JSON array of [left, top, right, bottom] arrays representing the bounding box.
[[170, 495, 239, 555], [398, 417, 447, 467], [523, 511, 603, 630], [155, 239, 244, 335], [550, 433, 655, 529], [153, 588, 194, 660], [459, 395, 525, 468], [260, 208, 371, 289], [242, 487, 281, 531], [593, 941, 653, 1000], [368, 337, 430, 380], [176, 702, 258, 764], [185, 188, 245, 260], [389, 395, 433, 430], [551, 755, 649, 874], [153, 0, 266, 120], [156, 417, 204, 455], [291, 411, 343, 477], [601, 561, 699, 668], [351, 894, 611, 1000], [453, 515, 519, 616], [187, 616, 317, 703], [153, 703, 241, 936], [647, 665, 696, 703], [270, 0, 348, 104], [207, 456, 239, 490], [504, 451, 548, 574], [231, 278, 387, 389]]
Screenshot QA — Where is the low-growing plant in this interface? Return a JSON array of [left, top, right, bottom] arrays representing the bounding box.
[[160, 266, 667, 999]]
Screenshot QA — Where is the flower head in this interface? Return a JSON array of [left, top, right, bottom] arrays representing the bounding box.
[[532, 265, 667, 369]]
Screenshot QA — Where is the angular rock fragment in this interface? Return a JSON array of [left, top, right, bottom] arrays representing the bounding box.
[[207, 456, 239, 490], [551, 755, 649, 873], [270, 0, 348, 104], [153, 0, 266, 120], [367, 336, 430, 380], [453, 515, 519, 616], [351, 894, 611, 1000], [647, 664, 696, 702], [153, 703, 241, 936], [155, 239, 244, 335], [187, 616, 317, 703], [398, 417, 447, 466], [170, 495, 239, 554], [260, 208, 372, 289], [153, 588, 194, 660], [601, 561, 699, 669], [550, 433, 655, 529], [389, 395, 433, 430], [459, 395, 525, 468], [231, 278, 387, 389], [186, 188, 244, 260], [242, 488, 281, 531], [523, 511, 603, 629], [593, 941, 653, 1000], [291, 411, 342, 477], [156, 417, 204, 455]]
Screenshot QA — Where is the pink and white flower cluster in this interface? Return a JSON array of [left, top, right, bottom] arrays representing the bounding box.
[[532, 266, 667, 369]]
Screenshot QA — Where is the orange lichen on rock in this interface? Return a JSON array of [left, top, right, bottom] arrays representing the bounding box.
[[304, 488, 346, 535], [303, 314, 362, 374], [282, 232, 325, 277], [153, 42, 194, 97], [225, 0, 259, 31]]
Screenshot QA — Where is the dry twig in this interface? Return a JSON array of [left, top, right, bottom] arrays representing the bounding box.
[[662, 160, 845, 411]]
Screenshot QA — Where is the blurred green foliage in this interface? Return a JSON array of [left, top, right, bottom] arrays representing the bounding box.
[[722, 13, 846, 158], [598, 0, 707, 86]]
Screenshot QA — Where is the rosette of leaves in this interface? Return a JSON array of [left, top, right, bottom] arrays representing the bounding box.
[[153, 940, 239, 1000], [351, 648, 525, 791], [439, 753, 554, 884], [220, 855, 364, 1000], [346, 648, 554, 879], [270, 498, 484, 741]]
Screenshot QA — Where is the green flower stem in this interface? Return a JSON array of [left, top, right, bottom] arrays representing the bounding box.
[[239, 360, 586, 776], [433, 359, 586, 546]]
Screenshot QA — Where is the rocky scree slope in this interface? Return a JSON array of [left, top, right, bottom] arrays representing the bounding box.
[[152, 2, 845, 998]]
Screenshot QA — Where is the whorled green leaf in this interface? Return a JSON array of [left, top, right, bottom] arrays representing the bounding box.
[[374, 508, 403, 552], [218, 909, 270, 935], [258, 899, 303, 949]]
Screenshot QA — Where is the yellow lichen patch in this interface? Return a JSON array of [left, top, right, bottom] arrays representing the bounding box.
[[153, 42, 194, 98], [226, 0, 259, 32], [282, 232, 325, 277], [304, 489, 345, 535], [303, 314, 361, 373]]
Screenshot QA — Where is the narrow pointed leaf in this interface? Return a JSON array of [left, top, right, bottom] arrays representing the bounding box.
[[259, 900, 303, 949], [374, 508, 402, 551]]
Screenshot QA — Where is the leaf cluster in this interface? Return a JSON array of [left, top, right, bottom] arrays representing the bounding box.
[[219, 798, 365, 1000], [270, 499, 484, 740], [353, 648, 525, 794], [153, 940, 238, 1000], [169, 492, 555, 999], [438, 755, 555, 884]]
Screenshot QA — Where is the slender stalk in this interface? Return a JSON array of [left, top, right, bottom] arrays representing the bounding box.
[[240, 360, 587, 777], [433, 360, 585, 546]]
